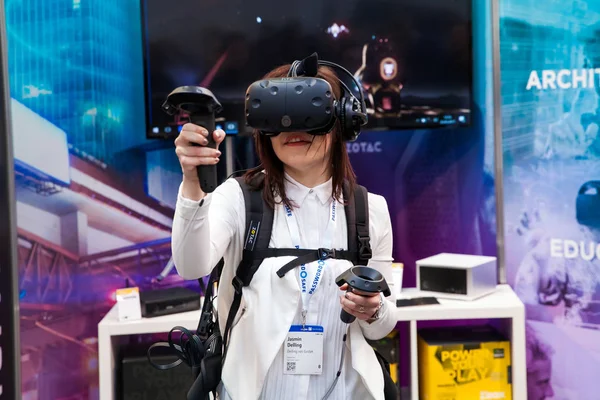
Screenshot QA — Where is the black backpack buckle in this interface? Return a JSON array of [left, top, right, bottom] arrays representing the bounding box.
[[232, 276, 244, 294], [197, 310, 213, 338], [357, 236, 372, 262], [318, 248, 336, 260]]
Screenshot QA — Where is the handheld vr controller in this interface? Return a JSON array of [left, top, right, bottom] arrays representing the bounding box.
[[336, 265, 391, 324], [162, 86, 223, 194], [245, 52, 368, 142]]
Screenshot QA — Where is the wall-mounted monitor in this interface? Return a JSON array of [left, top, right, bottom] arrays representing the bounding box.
[[141, 0, 473, 139]]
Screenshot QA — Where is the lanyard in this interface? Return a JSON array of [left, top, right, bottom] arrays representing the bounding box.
[[284, 199, 338, 323]]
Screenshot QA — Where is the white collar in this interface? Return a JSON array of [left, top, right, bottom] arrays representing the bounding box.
[[284, 173, 333, 207]]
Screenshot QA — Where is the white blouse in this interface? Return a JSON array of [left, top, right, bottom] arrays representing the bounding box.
[[172, 174, 397, 400]]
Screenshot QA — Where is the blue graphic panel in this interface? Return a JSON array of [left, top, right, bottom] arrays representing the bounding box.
[[5, 0, 147, 163], [500, 1, 600, 399], [5, 2, 162, 399]]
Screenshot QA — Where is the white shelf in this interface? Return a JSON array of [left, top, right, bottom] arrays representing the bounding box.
[[98, 302, 202, 336], [394, 284, 524, 321], [98, 285, 526, 400]]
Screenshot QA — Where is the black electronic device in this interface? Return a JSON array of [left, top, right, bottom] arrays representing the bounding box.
[[139, 286, 201, 318], [162, 86, 223, 193], [420, 266, 467, 295], [336, 265, 391, 324], [396, 297, 439, 307], [245, 53, 368, 142], [576, 180, 600, 228]]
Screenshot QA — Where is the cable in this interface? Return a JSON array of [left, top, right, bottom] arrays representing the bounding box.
[[147, 324, 206, 371], [155, 257, 175, 281], [288, 60, 302, 77], [321, 326, 349, 400]]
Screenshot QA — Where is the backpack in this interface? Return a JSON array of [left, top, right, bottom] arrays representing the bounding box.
[[149, 174, 396, 400], [220, 174, 373, 358]]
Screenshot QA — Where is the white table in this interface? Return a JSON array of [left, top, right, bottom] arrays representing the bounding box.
[[98, 305, 202, 400], [98, 285, 526, 400], [394, 284, 526, 400]]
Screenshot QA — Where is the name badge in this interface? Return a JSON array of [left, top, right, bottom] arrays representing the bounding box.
[[283, 325, 324, 375]]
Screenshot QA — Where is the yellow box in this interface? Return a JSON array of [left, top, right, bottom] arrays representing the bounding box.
[[418, 325, 512, 400]]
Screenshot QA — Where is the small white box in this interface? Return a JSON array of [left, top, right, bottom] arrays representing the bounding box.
[[116, 287, 142, 322], [416, 253, 497, 300]]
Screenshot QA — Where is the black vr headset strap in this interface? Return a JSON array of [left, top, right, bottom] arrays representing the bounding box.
[[222, 175, 273, 356], [344, 182, 372, 266]]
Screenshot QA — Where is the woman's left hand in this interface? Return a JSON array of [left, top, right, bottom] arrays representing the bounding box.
[[339, 284, 382, 321]]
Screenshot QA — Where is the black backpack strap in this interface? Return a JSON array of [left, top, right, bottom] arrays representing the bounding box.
[[222, 175, 273, 356], [344, 182, 372, 266], [197, 259, 223, 340], [274, 248, 355, 277]]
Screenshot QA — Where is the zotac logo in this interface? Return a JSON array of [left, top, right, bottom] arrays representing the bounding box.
[[245, 222, 260, 250], [248, 228, 256, 244], [346, 141, 383, 154]]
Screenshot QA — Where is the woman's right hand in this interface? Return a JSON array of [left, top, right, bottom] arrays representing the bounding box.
[[175, 123, 226, 200]]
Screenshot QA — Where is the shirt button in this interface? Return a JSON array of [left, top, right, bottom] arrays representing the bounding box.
[[309, 189, 314, 194]]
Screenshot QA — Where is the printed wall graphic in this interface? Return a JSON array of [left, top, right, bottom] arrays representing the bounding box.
[[500, 1, 600, 398], [5, 1, 181, 398]]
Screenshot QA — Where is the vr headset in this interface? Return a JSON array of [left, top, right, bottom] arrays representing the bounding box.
[[245, 52, 368, 142]]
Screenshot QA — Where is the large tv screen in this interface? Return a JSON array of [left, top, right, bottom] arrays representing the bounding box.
[[142, 0, 472, 138]]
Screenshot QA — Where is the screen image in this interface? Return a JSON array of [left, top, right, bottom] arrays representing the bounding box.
[[142, 0, 473, 138]]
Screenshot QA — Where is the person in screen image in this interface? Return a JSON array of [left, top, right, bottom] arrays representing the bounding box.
[[576, 20, 600, 157], [354, 37, 404, 119], [539, 21, 600, 161], [526, 323, 555, 400], [171, 64, 397, 400]]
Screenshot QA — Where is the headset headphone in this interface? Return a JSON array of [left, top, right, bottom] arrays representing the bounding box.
[[245, 53, 368, 142]]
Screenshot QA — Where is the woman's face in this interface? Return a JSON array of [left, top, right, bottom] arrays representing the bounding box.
[[270, 131, 332, 175]]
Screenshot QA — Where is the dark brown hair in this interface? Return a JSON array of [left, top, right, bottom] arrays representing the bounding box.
[[244, 64, 356, 209]]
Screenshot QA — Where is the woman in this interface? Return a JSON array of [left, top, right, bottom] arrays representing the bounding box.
[[172, 64, 397, 400]]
